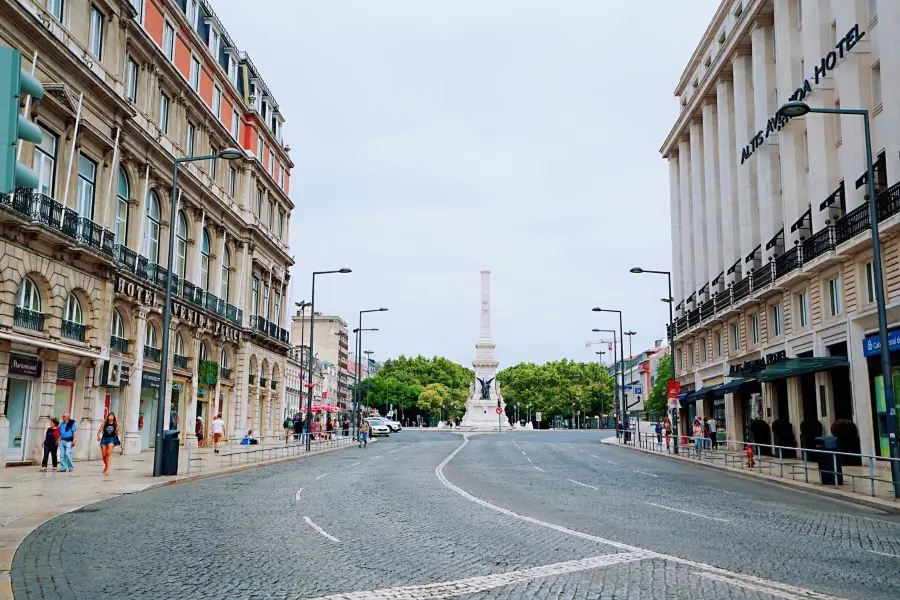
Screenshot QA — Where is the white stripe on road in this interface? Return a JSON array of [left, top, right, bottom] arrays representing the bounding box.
[[435, 437, 840, 600], [304, 552, 651, 600], [633, 470, 659, 477], [567, 479, 599, 490], [347, 462, 361, 468], [521, 451, 527, 456], [865, 549, 900, 559], [295, 488, 303, 501], [304, 516, 340, 542], [370, 455, 381, 460], [694, 571, 835, 600], [533, 466, 545, 472], [644, 502, 730, 523], [606, 460, 617, 465], [590, 454, 600, 459], [389, 448, 400, 453], [314, 472, 331, 480], [526, 456, 533, 463]]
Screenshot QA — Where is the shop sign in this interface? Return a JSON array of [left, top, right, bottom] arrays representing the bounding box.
[[9, 354, 41, 377], [172, 301, 241, 342], [740, 24, 865, 166], [116, 276, 158, 306], [862, 330, 900, 357], [172, 382, 185, 392], [142, 371, 161, 389], [729, 350, 787, 375]]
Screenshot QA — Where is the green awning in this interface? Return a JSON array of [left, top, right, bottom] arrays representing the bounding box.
[[756, 357, 850, 382]]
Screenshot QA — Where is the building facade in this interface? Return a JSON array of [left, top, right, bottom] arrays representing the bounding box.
[[291, 312, 350, 408], [662, 0, 900, 455], [0, 0, 293, 467]]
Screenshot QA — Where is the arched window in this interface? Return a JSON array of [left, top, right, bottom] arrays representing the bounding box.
[[199, 341, 209, 361], [111, 309, 125, 338], [250, 360, 256, 375], [221, 246, 231, 301], [16, 277, 41, 312], [175, 332, 185, 356], [200, 228, 211, 291], [175, 211, 188, 279], [115, 168, 129, 246], [64, 293, 83, 324], [220, 347, 229, 369], [146, 191, 161, 263], [145, 322, 158, 348]]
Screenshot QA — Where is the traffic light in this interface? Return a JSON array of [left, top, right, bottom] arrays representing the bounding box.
[[0, 46, 43, 194]]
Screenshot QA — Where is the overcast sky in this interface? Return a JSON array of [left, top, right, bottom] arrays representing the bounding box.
[[214, 0, 720, 368]]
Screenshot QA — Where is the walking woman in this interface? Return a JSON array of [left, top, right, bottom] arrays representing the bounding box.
[[41, 417, 60, 471], [97, 413, 119, 476], [662, 416, 672, 451]]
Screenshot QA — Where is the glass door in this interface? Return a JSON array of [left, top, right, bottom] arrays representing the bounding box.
[[6, 378, 32, 461]]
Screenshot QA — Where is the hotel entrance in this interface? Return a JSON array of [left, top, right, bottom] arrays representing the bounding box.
[[5, 378, 33, 463]]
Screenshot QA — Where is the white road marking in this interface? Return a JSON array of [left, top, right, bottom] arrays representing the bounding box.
[[295, 488, 303, 501], [521, 451, 527, 456], [370, 455, 381, 460], [633, 470, 659, 477], [435, 437, 842, 600], [347, 462, 361, 468], [567, 479, 599, 490], [590, 454, 600, 459], [389, 448, 399, 454], [533, 466, 545, 472], [304, 516, 340, 543], [865, 548, 900, 559], [606, 460, 617, 465], [526, 456, 533, 463], [694, 571, 836, 600], [718, 489, 745, 496], [314, 472, 331, 480], [644, 502, 730, 523], [304, 552, 652, 600]]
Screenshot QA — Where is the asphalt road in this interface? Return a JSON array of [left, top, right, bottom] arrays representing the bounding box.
[[11, 430, 900, 599]]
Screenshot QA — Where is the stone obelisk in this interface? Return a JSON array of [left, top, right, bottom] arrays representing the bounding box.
[[460, 270, 510, 430]]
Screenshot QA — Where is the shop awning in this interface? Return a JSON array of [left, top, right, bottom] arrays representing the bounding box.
[[756, 357, 850, 382], [683, 386, 718, 403]]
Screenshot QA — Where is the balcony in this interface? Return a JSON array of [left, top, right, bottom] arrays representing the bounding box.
[[110, 336, 129, 354], [14, 307, 43, 331], [61, 319, 85, 342], [271, 380, 278, 390], [834, 203, 869, 246], [249, 315, 289, 345], [732, 276, 752, 303], [144, 345, 161, 363], [752, 263, 774, 291], [775, 246, 802, 279], [174, 354, 189, 369], [204, 292, 226, 316], [225, 303, 243, 326], [248, 373, 256, 385], [698, 300, 715, 322], [221, 367, 232, 380], [687, 308, 700, 328], [180, 280, 204, 306], [801, 226, 835, 262], [259, 377, 268, 387]]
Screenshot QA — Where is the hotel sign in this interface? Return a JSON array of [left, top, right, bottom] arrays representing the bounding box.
[[740, 24, 865, 165], [729, 350, 787, 375]]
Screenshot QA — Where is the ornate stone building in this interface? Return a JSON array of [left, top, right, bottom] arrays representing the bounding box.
[[0, 0, 293, 466]]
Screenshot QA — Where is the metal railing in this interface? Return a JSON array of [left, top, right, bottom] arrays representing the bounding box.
[[180, 280, 204, 306], [220, 367, 232, 380], [110, 335, 129, 354], [144, 345, 161, 363], [801, 225, 835, 261], [774, 245, 802, 279], [14, 306, 43, 331], [174, 354, 189, 369], [732, 276, 752, 303], [208, 432, 356, 471], [61, 319, 85, 341], [834, 203, 870, 246], [752, 263, 774, 290]]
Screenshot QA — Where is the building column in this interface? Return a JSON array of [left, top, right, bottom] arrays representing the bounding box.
[[848, 320, 876, 455], [185, 333, 201, 447], [702, 102, 723, 289], [124, 308, 148, 454], [212, 229, 226, 299], [29, 350, 59, 464], [878, 0, 900, 180], [668, 155, 683, 304], [786, 376, 803, 446], [678, 138, 694, 302], [716, 77, 741, 283], [733, 51, 760, 274], [815, 370, 836, 435], [0, 340, 11, 466], [75, 356, 104, 461], [689, 120, 709, 298], [187, 209, 204, 284], [726, 392, 742, 448]]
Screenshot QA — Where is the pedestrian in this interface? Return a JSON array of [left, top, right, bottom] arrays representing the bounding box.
[[41, 417, 60, 471], [211, 413, 225, 454], [195, 417, 204, 448], [96, 412, 119, 476], [663, 416, 672, 450], [655, 420, 662, 446], [283, 415, 294, 443], [342, 418, 350, 438], [707, 415, 718, 449], [692, 418, 703, 455], [58, 412, 76, 473], [745, 442, 756, 468], [359, 419, 370, 448], [326, 417, 335, 440]]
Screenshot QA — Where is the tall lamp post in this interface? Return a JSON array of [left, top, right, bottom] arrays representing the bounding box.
[[593, 309, 626, 440], [153, 148, 244, 477], [305, 268, 352, 451], [776, 100, 899, 496], [592, 328, 620, 433], [630, 267, 678, 454], [624, 330, 637, 423], [354, 308, 387, 430]]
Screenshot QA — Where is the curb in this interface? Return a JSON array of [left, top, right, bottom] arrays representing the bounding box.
[[0, 441, 357, 600], [602, 437, 900, 514]]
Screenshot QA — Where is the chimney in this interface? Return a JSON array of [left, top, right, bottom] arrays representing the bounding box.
[[655, 339, 662, 347]]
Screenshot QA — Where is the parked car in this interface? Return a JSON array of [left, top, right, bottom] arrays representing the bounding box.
[[382, 418, 402, 432], [365, 418, 391, 436]]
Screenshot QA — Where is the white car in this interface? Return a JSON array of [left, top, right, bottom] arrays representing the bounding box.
[[365, 418, 391, 436], [382, 418, 402, 432]]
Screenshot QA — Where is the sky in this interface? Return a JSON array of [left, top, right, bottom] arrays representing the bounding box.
[[213, 0, 721, 369]]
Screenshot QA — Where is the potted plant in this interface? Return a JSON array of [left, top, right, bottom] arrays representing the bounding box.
[[830, 419, 862, 466], [799, 419, 823, 450], [771, 419, 796, 458], [749, 419, 772, 455]]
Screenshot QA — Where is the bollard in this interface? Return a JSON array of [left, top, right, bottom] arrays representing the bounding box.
[[778, 447, 783, 478], [870, 459, 876, 496], [186, 442, 192, 474], [833, 454, 839, 489], [802, 449, 808, 483]]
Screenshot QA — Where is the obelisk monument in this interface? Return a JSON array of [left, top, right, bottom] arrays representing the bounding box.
[[460, 270, 510, 430]]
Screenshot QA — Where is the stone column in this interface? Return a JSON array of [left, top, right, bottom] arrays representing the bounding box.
[[0, 340, 11, 465], [733, 51, 759, 272], [689, 120, 708, 296], [212, 230, 226, 301], [669, 155, 683, 304], [726, 392, 742, 448], [786, 376, 803, 446], [187, 208, 204, 284], [848, 320, 875, 455], [124, 308, 148, 454], [212, 340, 223, 426], [815, 370, 836, 436], [678, 138, 694, 300], [30, 350, 59, 463], [185, 332, 201, 447], [878, 0, 900, 180], [702, 101, 722, 288], [716, 77, 741, 283], [75, 355, 104, 461]]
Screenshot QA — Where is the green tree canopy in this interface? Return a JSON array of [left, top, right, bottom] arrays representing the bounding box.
[[357, 355, 473, 416], [497, 359, 614, 419], [645, 353, 672, 415]]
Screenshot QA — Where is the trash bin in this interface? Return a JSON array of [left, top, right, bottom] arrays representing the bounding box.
[[161, 430, 180, 476], [814, 435, 843, 485]]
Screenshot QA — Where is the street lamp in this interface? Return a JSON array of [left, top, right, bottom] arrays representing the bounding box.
[[304, 268, 352, 450], [354, 306, 387, 434], [776, 101, 899, 496], [153, 148, 243, 477], [630, 267, 679, 454], [591, 328, 620, 432], [593, 309, 627, 440]]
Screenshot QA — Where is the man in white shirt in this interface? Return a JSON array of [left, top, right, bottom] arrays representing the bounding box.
[[707, 416, 718, 449], [211, 414, 226, 454]]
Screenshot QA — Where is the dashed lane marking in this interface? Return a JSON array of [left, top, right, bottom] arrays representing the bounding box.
[[865, 549, 900, 559], [526, 456, 533, 463], [304, 516, 340, 543], [347, 462, 361, 468], [606, 460, 617, 465], [295, 488, 303, 501], [644, 501, 730, 523], [590, 454, 600, 459], [314, 472, 331, 480], [567, 479, 599, 490], [633, 470, 659, 477], [435, 436, 842, 600], [533, 466, 545, 472]]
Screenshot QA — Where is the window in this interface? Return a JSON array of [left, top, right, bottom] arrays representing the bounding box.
[[32, 126, 57, 197], [199, 341, 208, 361], [750, 314, 759, 345], [88, 7, 104, 59], [64, 293, 82, 324], [834, 99, 842, 143], [679, 352, 684, 372], [700, 338, 707, 362], [256, 188, 262, 216], [175, 211, 188, 279], [268, 200, 274, 229], [159, 93, 169, 133], [231, 109, 240, 139], [209, 29, 220, 57], [733, 2, 743, 18], [186, 122, 195, 157], [200, 228, 211, 291], [220, 347, 229, 369], [274, 291, 281, 325], [279, 165, 285, 189], [186, 0, 199, 30], [263, 284, 270, 319], [130, 0, 142, 24], [111, 309, 125, 339], [798, 291, 809, 327], [830, 21, 838, 46], [278, 211, 284, 239], [257, 133, 263, 157], [828, 276, 842, 316], [868, 0, 878, 22], [213, 86, 222, 119], [865, 261, 876, 304], [715, 331, 722, 357], [252, 277, 259, 315], [209, 145, 217, 179], [772, 303, 783, 337], [76, 154, 96, 219], [189, 56, 200, 91], [228, 167, 236, 197], [146, 191, 161, 262], [145, 322, 158, 349], [227, 54, 238, 85], [268, 150, 274, 175], [872, 62, 882, 108], [17, 277, 41, 312], [115, 168, 129, 246], [47, 0, 63, 21], [126, 58, 139, 101], [802, 129, 809, 170], [163, 22, 175, 61], [731, 323, 739, 352], [221, 246, 231, 301], [175, 332, 185, 356], [689, 344, 694, 366]]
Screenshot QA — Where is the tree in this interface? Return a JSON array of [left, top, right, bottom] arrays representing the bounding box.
[[356, 355, 472, 418], [645, 353, 672, 416]]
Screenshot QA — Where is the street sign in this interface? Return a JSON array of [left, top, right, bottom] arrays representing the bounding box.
[[495, 407, 503, 415], [535, 411, 542, 422], [632, 385, 643, 396], [667, 381, 681, 409]]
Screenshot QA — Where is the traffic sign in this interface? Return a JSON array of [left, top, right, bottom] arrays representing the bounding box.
[[535, 411, 542, 422], [495, 407, 503, 415], [632, 385, 643, 396], [667, 381, 681, 409]]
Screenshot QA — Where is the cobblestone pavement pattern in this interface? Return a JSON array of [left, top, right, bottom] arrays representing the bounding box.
[[11, 430, 900, 599]]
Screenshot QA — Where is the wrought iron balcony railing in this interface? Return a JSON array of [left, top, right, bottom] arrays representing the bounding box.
[[14, 306, 43, 331], [174, 354, 189, 369], [144, 345, 161, 363], [110, 336, 129, 354], [61, 319, 86, 342]]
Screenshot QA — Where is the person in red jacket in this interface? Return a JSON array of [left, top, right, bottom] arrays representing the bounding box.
[[41, 417, 60, 471]]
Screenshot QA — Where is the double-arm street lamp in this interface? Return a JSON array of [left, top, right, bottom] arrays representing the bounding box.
[[354, 307, 387, 431], [630, 267, 678, 454], [592, 327, 621, 433], [153, 148, 244, 477], [777, 100, 899, 496], [305, 268, 352, 450]]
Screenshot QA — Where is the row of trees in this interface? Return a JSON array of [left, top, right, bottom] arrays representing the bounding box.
[[496, 359, 615, 419]]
